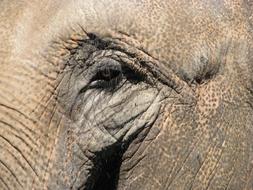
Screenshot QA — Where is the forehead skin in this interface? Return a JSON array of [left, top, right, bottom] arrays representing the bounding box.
[[3, 0, 252, 66]]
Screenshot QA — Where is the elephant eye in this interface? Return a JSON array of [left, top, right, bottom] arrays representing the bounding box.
[[89, 58, 123, 89], [93, 66, 121, 82]]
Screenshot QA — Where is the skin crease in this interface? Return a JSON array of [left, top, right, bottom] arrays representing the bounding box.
[[0, 0, 253, 190]]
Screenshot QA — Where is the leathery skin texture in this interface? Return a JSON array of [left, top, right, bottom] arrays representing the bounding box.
[[0, 0, 253, 189]]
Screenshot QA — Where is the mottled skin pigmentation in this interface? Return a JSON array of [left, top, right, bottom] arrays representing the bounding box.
[[0, 0, 253, 190]]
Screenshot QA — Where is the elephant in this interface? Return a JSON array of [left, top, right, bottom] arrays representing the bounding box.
[[0, 0, 253, 189]]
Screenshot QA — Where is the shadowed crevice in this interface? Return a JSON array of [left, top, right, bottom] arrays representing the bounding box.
[[81, 144, 124, 190]]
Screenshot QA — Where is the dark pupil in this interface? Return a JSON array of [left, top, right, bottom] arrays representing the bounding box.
[[96, 68, 121, 81]]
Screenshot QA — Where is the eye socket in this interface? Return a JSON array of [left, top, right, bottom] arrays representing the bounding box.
[[93, 67, 121, 82], [89, 58, 123, 89]]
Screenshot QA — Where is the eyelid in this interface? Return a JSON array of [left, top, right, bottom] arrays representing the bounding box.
[[95, 58, 122, 72], [84, 49, 151, 80]]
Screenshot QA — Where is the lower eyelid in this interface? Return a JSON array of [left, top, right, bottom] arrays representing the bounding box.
[[88, 75, 123, 89]]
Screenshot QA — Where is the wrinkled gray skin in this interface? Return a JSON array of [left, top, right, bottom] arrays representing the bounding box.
[[1, 0, 253, 189]]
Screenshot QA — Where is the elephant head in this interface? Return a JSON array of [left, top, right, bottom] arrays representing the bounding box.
[[0, 0, 253, 189]]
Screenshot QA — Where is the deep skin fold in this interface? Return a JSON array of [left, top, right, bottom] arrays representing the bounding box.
[[44, 32, 170, 190], [0, 0, 253, 190]]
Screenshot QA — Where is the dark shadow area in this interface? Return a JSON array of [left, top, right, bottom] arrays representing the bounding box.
[[82, 144, 124, 190], [92, 146, 123, 190]]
